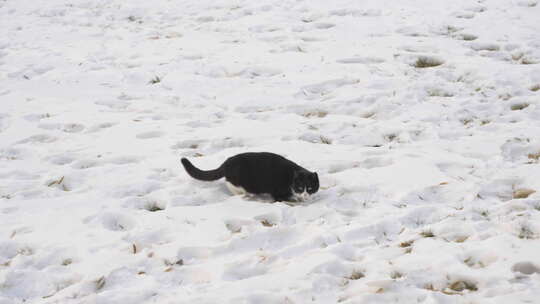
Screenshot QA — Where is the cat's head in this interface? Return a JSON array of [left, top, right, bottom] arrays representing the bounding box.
[[292, 171, 319, 198]]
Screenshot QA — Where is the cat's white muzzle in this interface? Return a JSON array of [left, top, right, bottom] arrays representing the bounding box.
[[293, 190, 311, 202]]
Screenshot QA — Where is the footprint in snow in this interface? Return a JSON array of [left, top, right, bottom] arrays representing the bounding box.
[[123, 197, 166, 212], [224, 218, 254, 233], [62, 123, 85, 133], [469, 42, 500, 52], [23, 113, 53, 122], [136, 131, 164, 139], [249, 24, 283, 33], [16, 134, 57, 145], [177, 247, 212, 265], [171, 139, 205, 150], [38, 123, 85, 133], [100, 212, 136, 231], [0, 147, 32, 160], [107, 156, 141, 165], [453, 33, 478, 41], [296, 78, 359, 100], [512, 261, 540, 275], [86, 122, 116, 133], [313, 22, 335, 30], [95, 100, 131, 110], [45, 153, 76, 165], [330, 8, 381, 17], [222, 257, 270, 281], [452, 11, 475, 19], [464, 5, 487, 12], [71, 159, 102, 170], [111, 181, 161, 199], [336, 57, 385, 64]]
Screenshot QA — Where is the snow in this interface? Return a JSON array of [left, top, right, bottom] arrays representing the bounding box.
[[1, 0, 540, 303]]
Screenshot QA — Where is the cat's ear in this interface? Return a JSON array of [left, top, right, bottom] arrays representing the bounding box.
[[312, 172, 319, 181], [293, 171, 299, 179]]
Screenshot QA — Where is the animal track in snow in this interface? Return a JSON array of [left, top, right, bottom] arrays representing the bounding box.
[[62, 123, 85, 133], [512, 261, 540, 275], [0, 147, 32, 160], [313, 22, 336, 30], [452, 11, 475, 19], [330, 8, 381, 17], [136, 131, 164, 139], [453, 33, 478, 41], [46, 154, 76, 165], [86, 122, 116, 133], [177, 247, 212, 265], [361, 157, 393, 169], [38, 123, 85, 133], [336, 57, 385, 64], [124, 197, 166, 212], [249, 24, 283, 33], [238, 67, 282, 78], [23, 113, 53, 122], [71, 159, 102, 170], [95, 100, 131, 110], [111, 181, 161, 198], [222, 256, 270, 281], [100, 212, 136, 231], [296, 78, 360, 100], [16, 134, 57, 144], [469, 42, 500, 52]]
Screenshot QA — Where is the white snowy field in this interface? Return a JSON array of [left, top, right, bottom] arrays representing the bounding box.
[[1, 0, 540, 303]]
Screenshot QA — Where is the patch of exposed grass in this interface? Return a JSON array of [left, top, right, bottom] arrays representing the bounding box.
[[320, 135, 332, 145], [513, 188, 536, 199], [414, 56, 444, 68], [518, 223, 537, 239], [144, 201, 165, 212], [479, 210, 489, 218], [390, 270, 404, 279], [303, 110, 328, 118], [384, 133, 398, 142], [480, 119, 491, 125], [260, 219, 275, 227], [399, 240, 414, 248], [511, 103, 529, 111], [427, 88, 453, 97], [528, 151, 540, 162], [47, 176, 69, 191], [447, 280, 478, 292], [521, 57, 538, 65], [95, 276, 106, 291], [420, 230, 435, 238], [460, 118, 474, 125], [460, 33, 478, 41], [348, 270, 365, 280], [149, 76, 161, 84]]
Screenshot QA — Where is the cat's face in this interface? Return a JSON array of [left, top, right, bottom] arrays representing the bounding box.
[[292, 171, 319, 200]]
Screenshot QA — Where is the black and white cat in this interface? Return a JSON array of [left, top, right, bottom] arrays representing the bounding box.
[[181, 152, 319, 202]]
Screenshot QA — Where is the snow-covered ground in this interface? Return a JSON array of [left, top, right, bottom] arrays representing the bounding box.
[[1, 0, 540, 303]]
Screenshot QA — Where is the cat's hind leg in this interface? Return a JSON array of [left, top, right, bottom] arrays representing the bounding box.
[[226, 181, 247, 196]]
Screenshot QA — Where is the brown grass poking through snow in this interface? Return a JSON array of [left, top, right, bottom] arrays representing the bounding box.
[[414, 56, 444, 68]]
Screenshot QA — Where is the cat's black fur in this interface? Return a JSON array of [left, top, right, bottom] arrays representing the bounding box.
[[181, 152, 319, 202]]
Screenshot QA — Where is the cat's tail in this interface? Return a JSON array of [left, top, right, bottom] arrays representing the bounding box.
[[181, 158, 225, 181]]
